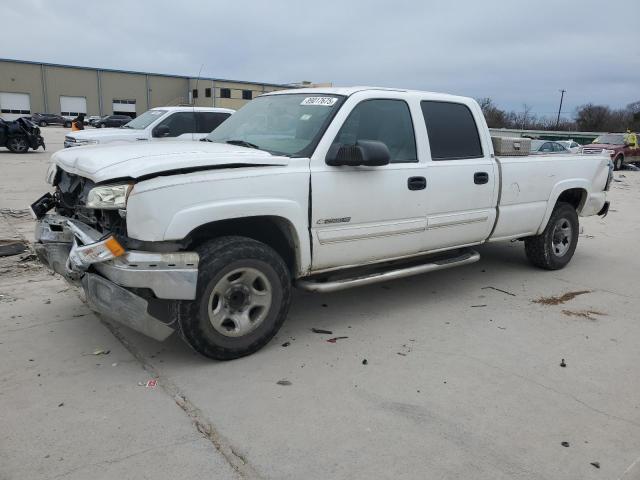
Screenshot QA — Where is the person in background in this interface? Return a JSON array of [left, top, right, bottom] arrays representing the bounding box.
[[71, 113, 85, 131], [624, 129, 638, 148]]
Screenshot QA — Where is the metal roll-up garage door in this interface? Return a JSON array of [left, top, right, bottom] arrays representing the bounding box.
[[112, 99, 136, 118], [60, 96, 87, 120], [0, 92, 31, 121]]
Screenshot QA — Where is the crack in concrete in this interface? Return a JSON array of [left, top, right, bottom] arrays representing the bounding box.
[[100, 319, 262, 479]]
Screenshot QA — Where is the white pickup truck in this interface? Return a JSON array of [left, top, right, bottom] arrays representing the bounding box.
[[32, 87, 612, 360], [63, 106, 234, 148]]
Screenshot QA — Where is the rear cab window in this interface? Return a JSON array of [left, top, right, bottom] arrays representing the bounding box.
[[420, 101, 483, 160]]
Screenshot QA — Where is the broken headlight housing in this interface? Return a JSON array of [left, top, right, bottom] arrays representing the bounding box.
[[86, 184, 132, 210]]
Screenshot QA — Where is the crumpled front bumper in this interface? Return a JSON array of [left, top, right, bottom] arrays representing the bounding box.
[[34, 214, 199, 341]]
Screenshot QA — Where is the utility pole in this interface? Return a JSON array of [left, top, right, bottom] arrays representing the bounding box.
[[556, 89, 566, 129]]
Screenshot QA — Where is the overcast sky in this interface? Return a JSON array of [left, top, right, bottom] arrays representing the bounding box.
[[4, 0, 639, 119]]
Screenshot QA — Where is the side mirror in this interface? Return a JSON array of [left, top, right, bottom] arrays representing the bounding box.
[[325, 140, 390, 167], [153, 125, 171, 138]]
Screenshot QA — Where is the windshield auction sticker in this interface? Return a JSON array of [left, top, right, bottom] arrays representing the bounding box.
[[301, 97, 338, 106]]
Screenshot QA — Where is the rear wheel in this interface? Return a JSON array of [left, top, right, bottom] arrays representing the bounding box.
[[6, 136, 29, 153], [525, 202, 578, 270], [177, 236, 291, 360], [39, 121, 47, 127], [63, 121, 72, 128], [614, 156, 623, 171]]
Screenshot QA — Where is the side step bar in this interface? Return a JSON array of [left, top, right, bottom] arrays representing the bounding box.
[[296, 249, 480, 293]]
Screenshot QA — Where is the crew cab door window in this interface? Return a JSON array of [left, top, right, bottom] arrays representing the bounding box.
[[540, 142, 553, 153], [195, 112, 231, 133], [156, 112, 196, 137], [334, 99, 417, 163], [420, 101, 483, 160]]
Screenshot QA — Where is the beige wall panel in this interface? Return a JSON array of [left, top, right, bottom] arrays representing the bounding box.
[[99, 71, 147, 115], [149, 75, 189, 108], [45, 66, 99, 115], [0, 61, 45, 113]]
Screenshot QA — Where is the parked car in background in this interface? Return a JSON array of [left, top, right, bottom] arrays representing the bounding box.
[[581, 132, 640, 170], [64, 106, 234, 147], [558, 140, 581, 153], [94, 114, 132, 128], [0, 117, 45, 153], [85, 116, 102, 126], [32, 113, 72, 128], [530, 140, 570, 154]]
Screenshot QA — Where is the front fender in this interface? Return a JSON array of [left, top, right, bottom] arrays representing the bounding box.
[[535, 179, 589, 235]]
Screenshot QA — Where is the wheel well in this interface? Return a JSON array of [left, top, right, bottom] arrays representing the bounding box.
[[556, 188, 587, 212], [185, 216, 299, 274]]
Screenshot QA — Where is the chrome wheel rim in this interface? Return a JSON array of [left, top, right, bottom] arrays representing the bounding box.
[[551, 217, 572, 257], [207, 267, 272, 337], [11, 138, 27, 152]]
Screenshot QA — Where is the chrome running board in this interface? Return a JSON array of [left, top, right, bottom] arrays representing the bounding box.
[[296, 249, 480, 293]]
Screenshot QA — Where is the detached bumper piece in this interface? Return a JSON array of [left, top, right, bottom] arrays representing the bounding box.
[[34, 213, 199, 341], [82, 273, 174, 341]]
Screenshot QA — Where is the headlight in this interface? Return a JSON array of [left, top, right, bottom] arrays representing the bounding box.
[[87, 184, 132, 209]]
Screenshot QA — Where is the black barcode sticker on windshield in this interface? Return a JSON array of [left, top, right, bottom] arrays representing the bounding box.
[[301, 97, 338, 106]]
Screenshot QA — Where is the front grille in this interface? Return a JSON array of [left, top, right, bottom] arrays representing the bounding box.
[[54, 170, 127, 236], [582, 148, 606, 155]]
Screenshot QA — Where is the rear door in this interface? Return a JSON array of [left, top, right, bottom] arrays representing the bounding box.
[[419, 100, 498, 251]]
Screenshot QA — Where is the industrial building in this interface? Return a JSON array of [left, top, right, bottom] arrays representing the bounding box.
[[0, 58, 297, 120]]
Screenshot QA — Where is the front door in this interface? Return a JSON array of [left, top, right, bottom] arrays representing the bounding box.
[[310, 98, 429, 271]]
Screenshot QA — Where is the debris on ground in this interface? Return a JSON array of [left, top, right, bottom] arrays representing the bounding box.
[[562, 310, 606, 320], [0, 239, 27, 257], [622, 163, 640, 171], [560, 359, 567, 368], [482, 286, 516, 297], [91, 349, 110, 356], [321, 304, 328, 308], [311, 328, 333, 335], [326, 336, 348, 343], [590, 462, 600, 469], [281, 341, 290, 347], [276, 379, 292, 386], [471, 304, 487, 308], [561, 441, 570, 447], [533, 290, 591, 306], [57, 402, 64, 407], [397, 352, 407, 356], [138, 379, 157, 388], [497, 326, 507, 330], [362, 359, 368, 365]]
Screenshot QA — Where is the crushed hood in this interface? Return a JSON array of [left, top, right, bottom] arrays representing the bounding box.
[[52, 141, 289, 183]]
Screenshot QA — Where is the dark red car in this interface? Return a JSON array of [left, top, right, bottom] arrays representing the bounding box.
[[582, 133, 640, 170]]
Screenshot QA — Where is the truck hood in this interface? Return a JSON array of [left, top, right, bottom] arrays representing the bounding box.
[[52, 141, 289, 183], [67, 128, 144, 143], [585, 143, 621, 150]]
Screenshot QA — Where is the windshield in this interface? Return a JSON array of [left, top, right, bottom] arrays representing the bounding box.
[[205, 93, 344, 156], [593, 134, 625, 145], [122, 109, 167, 129]]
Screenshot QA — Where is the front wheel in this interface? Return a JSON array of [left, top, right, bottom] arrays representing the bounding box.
[[525, 202, 578, 270], [39, 121, 47, 127], [177, 236, 292, 360], [6, 136, 29, 153], [64, 121, 72, 128]]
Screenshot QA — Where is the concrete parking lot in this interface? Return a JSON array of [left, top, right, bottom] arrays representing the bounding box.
[[1, 127, 640, 480]]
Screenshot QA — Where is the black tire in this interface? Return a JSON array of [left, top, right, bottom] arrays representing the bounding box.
[[6, 136, 29, 153], [613, 156, 623, 171], [525, 202, 579, 270], [177, 236, 291, 360], [39, 121, 47, 127], [63, 121, 72, 128]]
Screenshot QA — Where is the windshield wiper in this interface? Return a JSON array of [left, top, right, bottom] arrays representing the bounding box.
[[226, 139, 260, 149]]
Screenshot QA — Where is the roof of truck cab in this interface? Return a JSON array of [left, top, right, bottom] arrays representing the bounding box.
[[151, 106, 235, 113], [263, 86, 473, 103]]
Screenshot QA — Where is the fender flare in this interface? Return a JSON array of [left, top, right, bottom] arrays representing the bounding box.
[[535, 179, 589, 235]]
